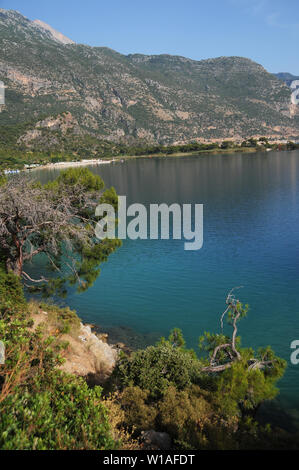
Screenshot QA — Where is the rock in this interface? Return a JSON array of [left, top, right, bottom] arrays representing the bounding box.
[[98, 333, 108, 343], [2, 9, 297, 148], [59, 322, 118, 383], [80, 324, 92, 336], [141, 430, 171, 450], [78, 335, 87, 343], [114, 342, 132, 355]]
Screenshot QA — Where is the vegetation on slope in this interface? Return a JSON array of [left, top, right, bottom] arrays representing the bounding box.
[[1, 9, 298, 145], [106, 294, 299, 450], [0, 272, 297, 450], [0, 272, 119, 450]]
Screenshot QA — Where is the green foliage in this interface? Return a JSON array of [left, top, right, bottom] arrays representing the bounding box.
[[0, 172, 6, 186], [0, 134, 298, 171], [228, 300, 249, 322], [120, 387, 157, 432], [0, 168, 121, 296], [100, 186, 119, 212], [167, 327, 186, 348], [212, 354, 285, 417], [0, 372, 116, 450], [0, 270, 26, 307], [221, 140, 235, 149], [241, 138, 258, 148], [0, 272, 293, 450], [109, 307, 290, 450], [53, 167, 105, 192], [0, 278, 117, 450], [112, 342, 201, 398], [157, 385, 213, 449], [198, 298, 286, 417]]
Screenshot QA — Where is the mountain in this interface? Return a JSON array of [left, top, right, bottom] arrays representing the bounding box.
[[276, 72, 299, 81], [0, 8, 298, 150], [275, 73, 299, 87], [33, 19, 75, 45]]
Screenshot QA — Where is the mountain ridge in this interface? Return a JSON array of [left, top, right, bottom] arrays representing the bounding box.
[[0, 8, 298, 149], [33, 19, 75, 45]]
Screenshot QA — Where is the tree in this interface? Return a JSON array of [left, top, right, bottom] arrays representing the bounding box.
[[199, 288, 285, 374], [287, 141, 298, 150], [112, 289, 286, 420], [0, 168, 121, 295], [199, 288, 286, 416], [241, 138, 257, 148], [220, 140, 235, 149]]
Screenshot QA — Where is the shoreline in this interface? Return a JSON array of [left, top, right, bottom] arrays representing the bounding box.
[[114, 146, 260, 160], [14, 146, 265, 174], [23, 157, 118, 172], [29, 302, 123, 384]]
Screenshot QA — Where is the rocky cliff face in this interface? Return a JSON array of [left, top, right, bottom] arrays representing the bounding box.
[[30, 304, 118, 384], [276, 73, 299, 108], [0, 8, 298, 146], [33, 19, 75, 45]]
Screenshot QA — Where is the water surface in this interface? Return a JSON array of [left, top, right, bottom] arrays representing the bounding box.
[[33, 151, 299, 429]]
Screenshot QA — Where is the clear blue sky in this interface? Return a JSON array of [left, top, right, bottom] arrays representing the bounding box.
[[1, 0, 298, 74]]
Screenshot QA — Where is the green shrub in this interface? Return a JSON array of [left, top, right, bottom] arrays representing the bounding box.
[[157, 385, 213, 449], [120, 387, 157, 432], [30, 302, 81, 335], [0, 300, 117, 450], [0, 371, 116, 450], [113, 343, 201, 398], [0, 271, 26, 308], [212, 351, 286, 417]]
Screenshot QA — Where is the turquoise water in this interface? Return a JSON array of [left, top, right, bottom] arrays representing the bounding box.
[[33, 151, 299, 429]]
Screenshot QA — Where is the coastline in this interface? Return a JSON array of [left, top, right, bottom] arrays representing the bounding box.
[[17, 146, 263, 174], [29, 301, 123, 384], [114, 146, 260, 160], [23, 157, 118, 172]]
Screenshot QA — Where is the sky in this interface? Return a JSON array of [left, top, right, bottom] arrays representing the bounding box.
[[1, 0, 299, 75]]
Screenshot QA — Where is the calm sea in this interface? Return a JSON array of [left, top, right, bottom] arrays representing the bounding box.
[[32, 150, 299, 430]]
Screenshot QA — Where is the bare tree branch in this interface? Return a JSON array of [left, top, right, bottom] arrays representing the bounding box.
[[22, 271, 48, 284], [201, 289, 276, 374], [0, 173, 110, 292]]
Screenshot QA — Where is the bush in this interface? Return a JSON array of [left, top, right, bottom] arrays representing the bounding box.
[[29, 301, 81, 335], [120, 387, 157, 432], [158, 385, 213, 449], [0, 371, 116, 450], [112, 343, 201, 398], [0, 297, 117, 450], [212, 351, 286, 418], [0, 271, 26, 308]]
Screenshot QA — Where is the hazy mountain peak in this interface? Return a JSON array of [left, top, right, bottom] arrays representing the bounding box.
[[33, 19, 75, 45]]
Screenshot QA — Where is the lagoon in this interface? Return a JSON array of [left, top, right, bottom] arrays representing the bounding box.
[[32, 150, 299, 430]]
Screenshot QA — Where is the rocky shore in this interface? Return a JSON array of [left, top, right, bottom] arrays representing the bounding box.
[[60, 322, 119, 383], [29, 303, 122, 384]]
